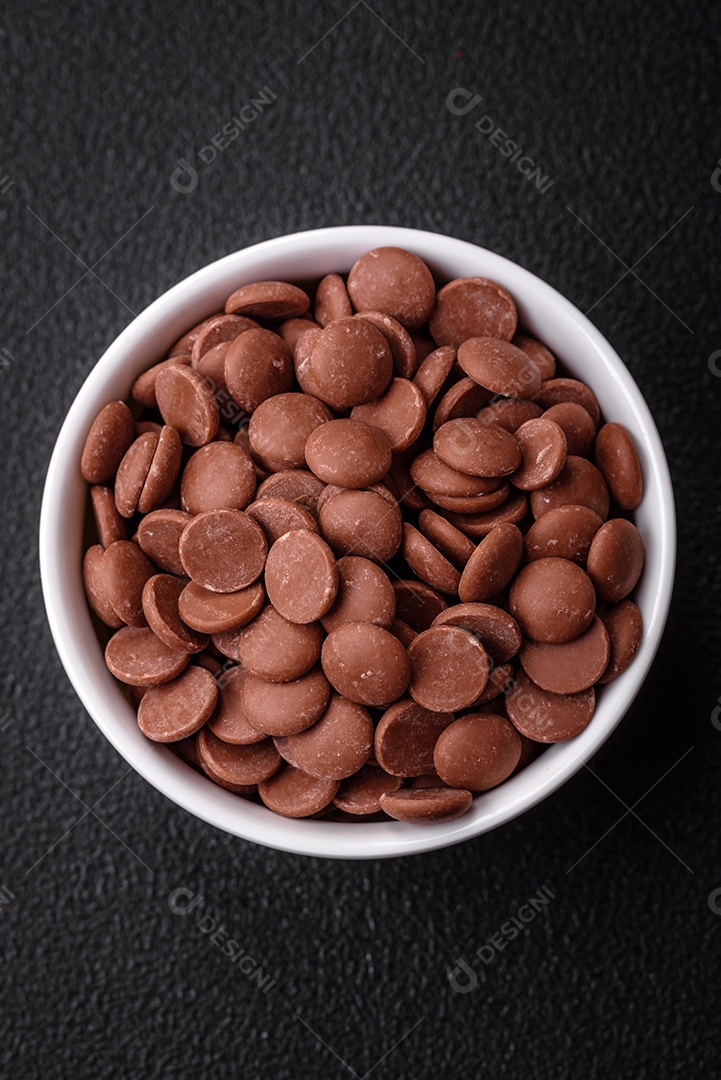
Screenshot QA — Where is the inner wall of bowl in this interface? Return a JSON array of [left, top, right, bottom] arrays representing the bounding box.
[[41, 226, 674, 858]]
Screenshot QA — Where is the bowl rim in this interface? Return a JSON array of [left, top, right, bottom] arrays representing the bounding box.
[[39, 224, 676, 859]]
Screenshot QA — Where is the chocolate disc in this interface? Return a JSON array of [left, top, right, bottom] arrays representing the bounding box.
[[510, 418, 567, 490], [347, 247, 436, 331], [379, 787, 473, 823], [136, 509, 193, 576], [81, 400, 135, 484], [208, 666, 267, 745], [595, 422, 643, 510], [83, 545, 123, 628], [534, 378, 600, 428], [432, 603, 522, 663], [459, 523, 523, 603], [245, 498, 319, 545], [255, 470, 325, 518], [137, 666, 218, 742], [350, 378, 427, 452], [285, 694, 373, 780], [242, 665, 331, 736], [457, 336, 542, 399], [354, 312, 418, 378], [180, 441, 256, 514], [374, 698, 454, 776], [142, 574, 208, 653], [410, 449, 503, 497], [408, 625, 489, 711], [509, 558, 596, 644], [115, 432, 158, 518], [434, 418, 522, 478], [306, 318, 393, 409], [178, 580, 264, 634], [90, 484, 129, 548], [432, 377, 492, 431], [155, 365, 219, 446], [543, 402, 596, 457], [524, 505, 602, 564], [597, 599, 643, 684], [530, 456, 609, 521], [512, 334, 556, 380], [586, 518, 645, 603], [305, 418, 393, 489], [402, 523, 461, 595], [413, 346, 458, 406], [319, 489, 402, 563], [429, 277, 517, 347], [258, 764, 339, 818], [506, 668, 595, 742], [235, 605, 323, 682], [321, 556, 396, 632], [264, 530, 338, 624], [224, 328, 294, 412], [105, 626, 189, 687], [179, 510, 267, 593], [333, 765, 403, 815], [434, 713, 521, 790], [321, 623, 411, 706], [519, 615, 610, 694], [248, 392, 332, 472], [102, 540, 156, 627], [197, 727, 280, 785], [315, 273, 353, 326], [224, 280, 310, 320], [418, 510, 475, 569]]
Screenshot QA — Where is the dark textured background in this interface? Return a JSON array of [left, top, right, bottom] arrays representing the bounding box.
[[2, 1, 720, 1076]]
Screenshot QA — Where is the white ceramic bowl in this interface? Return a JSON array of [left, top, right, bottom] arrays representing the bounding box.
[[39, 226, 676, 859]]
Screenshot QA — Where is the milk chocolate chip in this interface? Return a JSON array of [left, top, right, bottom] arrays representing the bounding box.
[[506, 668, 595, 742], [429, 277, 517, 347], [137, 666, 218, 742], [264, 530, 338, 624], [180, 442, 256, 514], [315, 273, 353, 326], [305, 419, 393, 489], [434, 418, 522, 478], [595, 423, 643, 510], [236, 605, 323, 682], [379, 787, 473, 823], [156, 365, 219, 446], [457, 337, 542, 400], [179, 510, 267, 593], [347, 247, 436, 331], [285, 694, 373, 780], [374, 698, 454, 777], [248, 392, 332, 472], [408, 625, 489, 711], [321, 556, 396, 632], [242, 666, 331, 736], [307, 318, 393, 409], [81, 401, 135, 483], [434, 713, 521, 791], [321, 623, 411, 706], [224, 328, 294, 413], [509, 558, 596, 644], [224, 280, 310, 320]]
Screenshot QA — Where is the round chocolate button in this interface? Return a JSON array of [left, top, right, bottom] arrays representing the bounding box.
[[434, 713, 521, 791], [408, 625, 489, 711], [321, 623, 411, 706]]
